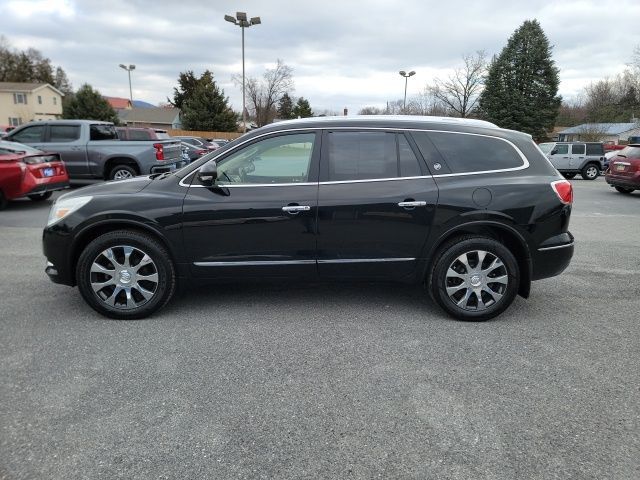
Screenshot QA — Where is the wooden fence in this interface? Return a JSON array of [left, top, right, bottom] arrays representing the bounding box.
[[167, 129, 242, 140]]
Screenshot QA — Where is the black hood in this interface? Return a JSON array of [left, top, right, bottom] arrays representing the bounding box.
[[59, 176, 153, 200]]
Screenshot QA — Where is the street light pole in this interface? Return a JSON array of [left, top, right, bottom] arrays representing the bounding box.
[[398, 70, 416, 112], [119, 64, 136, 105], [225, 12, 261, 134]]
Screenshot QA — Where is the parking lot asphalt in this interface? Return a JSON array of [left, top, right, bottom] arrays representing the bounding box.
[[1, 178, 639, 479]]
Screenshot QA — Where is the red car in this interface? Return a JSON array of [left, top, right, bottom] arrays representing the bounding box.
[[605, 144, 640, 194], [0, 141, 69, 209]]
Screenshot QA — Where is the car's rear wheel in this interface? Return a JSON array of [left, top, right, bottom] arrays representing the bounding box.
[[614, 186, 634, 194], [76, 230, 176, 319], [28, 191, 53, 201], [562, 173, 576, 179], [429, 236, 519, 321], [0, 190, 7, 210], [581, 163, 599, 180], [109, 164, 137, 181]]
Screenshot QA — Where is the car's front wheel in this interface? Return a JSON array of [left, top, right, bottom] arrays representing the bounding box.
[[76, 230, 176, 319], [614, 186, 634, 194], [429, 236, 519, 321]]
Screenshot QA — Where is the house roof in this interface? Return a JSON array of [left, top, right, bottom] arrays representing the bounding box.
[[0, 82, 65, 96], [104, 96, 132, 109], [118, 107, 180, 125], [558, 123, 639, 135]]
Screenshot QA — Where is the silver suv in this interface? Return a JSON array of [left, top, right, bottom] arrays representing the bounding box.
[[538, 142, 605, 180]]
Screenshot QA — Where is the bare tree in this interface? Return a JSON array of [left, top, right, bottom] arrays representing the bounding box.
[[427, 51, 487, 118], [405, 88, 449, 116], [358, 106, 384, 115], [577, 123, 610, 142], [234, 59, 294, 127]]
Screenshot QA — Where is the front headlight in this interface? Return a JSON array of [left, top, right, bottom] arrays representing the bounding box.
[[47, 196, 93, 226]]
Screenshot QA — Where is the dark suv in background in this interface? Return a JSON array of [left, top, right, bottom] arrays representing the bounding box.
[[43, 116, 574, 321]]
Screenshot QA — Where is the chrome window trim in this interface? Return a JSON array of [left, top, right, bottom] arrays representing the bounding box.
[[179, 126, 529, 187], [193, 258, 416, 266]]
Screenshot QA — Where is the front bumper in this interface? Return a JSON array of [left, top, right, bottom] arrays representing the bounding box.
[[43, 226, 75, 286]]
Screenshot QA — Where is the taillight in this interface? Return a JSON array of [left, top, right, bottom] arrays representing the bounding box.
[[551, 180, 573, 205], [153, 143, 165, 160]]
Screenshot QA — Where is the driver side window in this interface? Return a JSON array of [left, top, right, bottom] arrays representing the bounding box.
[[216, 133, 315, 185]]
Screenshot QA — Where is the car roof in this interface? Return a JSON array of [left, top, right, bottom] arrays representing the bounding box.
[[269, 115, 499, 130]]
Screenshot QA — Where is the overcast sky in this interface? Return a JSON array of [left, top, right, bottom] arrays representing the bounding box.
[[2, 0, 640, 114]]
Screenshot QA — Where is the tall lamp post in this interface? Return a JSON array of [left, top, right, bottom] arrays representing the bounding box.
[[398, 70, 416, 112], [119, 64, 136, 105], [225, 12, 261, 133]]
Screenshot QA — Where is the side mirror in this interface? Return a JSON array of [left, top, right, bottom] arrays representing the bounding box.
[[197, 161, 217, 186], [550, 149, 558, 155]]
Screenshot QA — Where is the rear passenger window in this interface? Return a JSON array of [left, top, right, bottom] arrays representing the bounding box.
[[398, 134, 422, 177], [426, 132, 524, 173], [326, 132, 423, 181], [49, 125, 80, 142], [327, 132, 397, 181], [571, 144, 585, 155]]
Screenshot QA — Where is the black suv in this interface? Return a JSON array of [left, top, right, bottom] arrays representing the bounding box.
[[43, 116, 574, 321]]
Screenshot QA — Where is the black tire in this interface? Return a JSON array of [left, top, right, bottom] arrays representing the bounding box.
[[0, 190, 7, 210], [429, 235, 520, 321], [562, 173, 576, 179], [581, 163, 599, 180], [28, 191, 53, 201], [109, 164, 137, 181], [614, 186, 634, 194], [76, 230, 176, 319]]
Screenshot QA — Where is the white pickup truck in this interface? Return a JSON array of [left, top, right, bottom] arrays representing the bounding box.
[[5, 120, 186, 181]]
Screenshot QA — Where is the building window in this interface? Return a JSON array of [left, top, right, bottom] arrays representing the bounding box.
[[8, 117, 23, 126], [13, 93, 27, 104], [53, 97, 57, 105], [38, 95, 42, 104]]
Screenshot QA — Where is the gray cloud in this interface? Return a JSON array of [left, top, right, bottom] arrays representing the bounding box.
[[2, 0, 639, 113]]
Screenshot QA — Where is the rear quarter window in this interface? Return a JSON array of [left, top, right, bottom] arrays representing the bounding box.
[[426, 131, 525, 174], [585, 144, 604, 155]]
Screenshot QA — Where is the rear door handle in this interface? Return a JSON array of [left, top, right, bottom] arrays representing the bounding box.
[[282, 205, 311, 214], [398, 201, 426, 208]]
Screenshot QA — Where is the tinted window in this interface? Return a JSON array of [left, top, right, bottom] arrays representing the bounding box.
[[571, 144, 585, 155], [554, 144, 569, 155], [427, 132, 524, 173], [90, 124, 118, 140], [49, 125, 80, 142], [10, 125, 45, 143], [585, 143, 604, 155], [398, 134, 422, 177], [327, 131, 396, 181], [217, 133, 315, 184]]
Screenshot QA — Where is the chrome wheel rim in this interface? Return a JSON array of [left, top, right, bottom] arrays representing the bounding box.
[[586, 166, 598, 178], [445, 250, 508, 311], [113, 169, 134, 180], [90, 246, 158, 310]]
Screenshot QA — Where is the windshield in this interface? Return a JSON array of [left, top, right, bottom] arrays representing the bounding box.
[[538, 143, 554, 154]]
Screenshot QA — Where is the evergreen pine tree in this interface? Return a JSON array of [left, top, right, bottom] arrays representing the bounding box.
[[173, 70, 237, 131], [277, 93, 294, 119], [292, 97, 313, 118], [479, 20, 561, 140], [62, 84, 119, 123]]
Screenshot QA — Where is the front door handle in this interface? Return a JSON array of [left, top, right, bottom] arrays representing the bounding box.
[[398, 201, 426, 208], [282, 205, 311, 214]]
